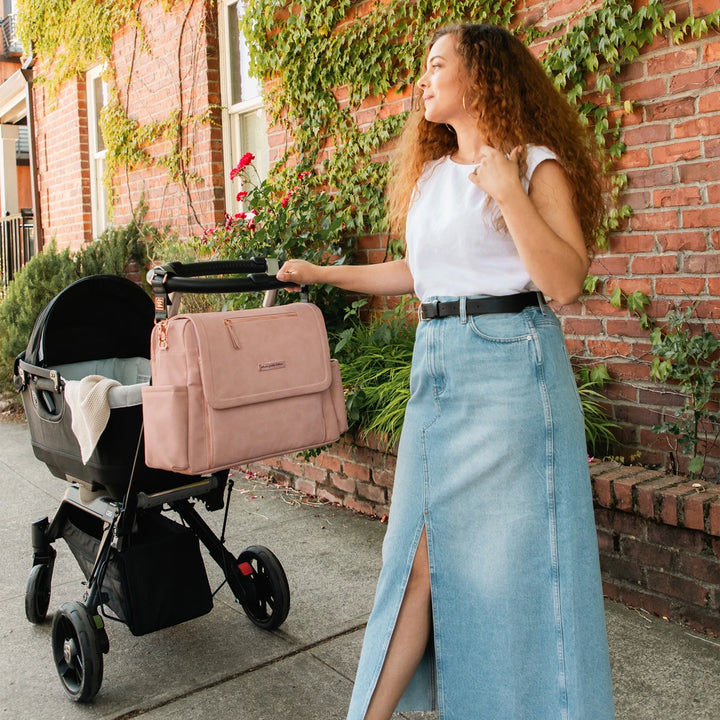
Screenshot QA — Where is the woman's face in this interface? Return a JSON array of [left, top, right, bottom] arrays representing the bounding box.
[[417, 33, 468, 126]]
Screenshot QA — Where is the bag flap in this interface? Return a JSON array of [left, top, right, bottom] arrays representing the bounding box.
[[187, 303, 333, 409]]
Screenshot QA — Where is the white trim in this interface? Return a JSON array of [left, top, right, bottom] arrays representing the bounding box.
[[86, 65, 109, 239]]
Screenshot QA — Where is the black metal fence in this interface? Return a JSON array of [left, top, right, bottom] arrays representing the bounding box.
[[0, 210, 34, 291]]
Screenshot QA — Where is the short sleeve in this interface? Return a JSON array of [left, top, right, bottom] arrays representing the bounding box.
[[522, 145, 559, 192]]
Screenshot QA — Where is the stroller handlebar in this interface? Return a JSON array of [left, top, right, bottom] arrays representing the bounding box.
[[147, 258, 303, 320]]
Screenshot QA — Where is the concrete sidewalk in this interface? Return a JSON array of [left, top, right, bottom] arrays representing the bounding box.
[[1, 417, 719, 720]]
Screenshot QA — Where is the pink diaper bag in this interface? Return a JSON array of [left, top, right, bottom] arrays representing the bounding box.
[[142, 302, 347, 475]]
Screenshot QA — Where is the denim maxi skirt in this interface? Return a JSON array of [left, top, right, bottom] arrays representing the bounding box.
[[346, 299, 615, 720]]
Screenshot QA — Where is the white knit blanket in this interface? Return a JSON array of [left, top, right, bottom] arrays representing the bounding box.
[[65, 375, 121, 464]]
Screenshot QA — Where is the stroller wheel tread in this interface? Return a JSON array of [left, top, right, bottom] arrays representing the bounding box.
[[51, 601, 104, 702], [25, 563, 52, 624], [236, 545, 290, 631]]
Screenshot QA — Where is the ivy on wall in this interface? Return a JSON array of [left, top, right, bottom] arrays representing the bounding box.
[[244, 0, 720, 248], [16, 0, 720, 244], [16, 0, 207, 220]]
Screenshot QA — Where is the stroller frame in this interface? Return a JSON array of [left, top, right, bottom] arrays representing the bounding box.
[[20, 259, 296, 702]]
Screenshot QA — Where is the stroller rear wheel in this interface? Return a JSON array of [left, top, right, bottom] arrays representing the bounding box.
[[235, 545, 290, 631], [25, 563, 52, 623], [51, 601, 107, 702]]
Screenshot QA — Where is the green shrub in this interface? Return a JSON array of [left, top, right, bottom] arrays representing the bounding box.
[[0, 241, 78, 392], [331, 302, 415, 449], [575, 364, 619, 458]]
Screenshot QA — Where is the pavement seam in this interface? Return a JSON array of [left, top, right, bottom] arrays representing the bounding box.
[[110, 622, 368, 719]]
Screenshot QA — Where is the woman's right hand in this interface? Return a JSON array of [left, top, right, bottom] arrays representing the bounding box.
[[276, 259, 321, 287]]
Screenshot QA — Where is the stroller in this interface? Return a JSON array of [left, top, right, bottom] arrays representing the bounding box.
[[15, 259, 298, 702]]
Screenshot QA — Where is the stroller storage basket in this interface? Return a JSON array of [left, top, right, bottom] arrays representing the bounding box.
[[62, 507, 213, 636]]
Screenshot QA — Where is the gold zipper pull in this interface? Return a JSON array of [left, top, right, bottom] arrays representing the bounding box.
[[158, 320, 169, 350]]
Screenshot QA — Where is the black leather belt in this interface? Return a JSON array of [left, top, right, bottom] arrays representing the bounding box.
[[418, 291, 542, 321]]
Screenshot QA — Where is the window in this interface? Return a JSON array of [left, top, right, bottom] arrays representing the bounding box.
[[218, 0, 269, 213], [86, 66, 109, 238]]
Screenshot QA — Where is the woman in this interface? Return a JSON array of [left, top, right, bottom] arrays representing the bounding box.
[[277, 24, 615, 720]]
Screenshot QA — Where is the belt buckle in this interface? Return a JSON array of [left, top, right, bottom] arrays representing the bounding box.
[[418, 300, 439, 321]]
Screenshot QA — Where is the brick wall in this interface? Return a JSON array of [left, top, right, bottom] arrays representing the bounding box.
[[557, 0, 720, 477], [32, 0, 224, 253], [109, 0, 225, 238], [33, 76, 93, 249], [591, 459, 720, 636]]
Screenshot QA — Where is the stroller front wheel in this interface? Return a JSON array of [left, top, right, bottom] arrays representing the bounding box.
[[25, 563, 52, 624], [51, 601, 105, 702], [235, 545, 290, 631]]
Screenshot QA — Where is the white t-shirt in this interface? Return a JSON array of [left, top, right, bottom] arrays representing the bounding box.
[[406, 145, 558, 302]]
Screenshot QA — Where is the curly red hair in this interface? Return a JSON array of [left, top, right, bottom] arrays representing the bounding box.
[[387, 24, 607, 252]]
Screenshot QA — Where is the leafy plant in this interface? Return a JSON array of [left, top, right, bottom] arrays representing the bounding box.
[[650, 306, 720, 477], [0, 241, 78, 392], [331, 302, 416, 449], [575, 363, 619, 456], [197, 155, 352, 329]]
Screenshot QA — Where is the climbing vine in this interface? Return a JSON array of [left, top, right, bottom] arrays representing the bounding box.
[[15, 0, 720, 242], [16, 0, 207, 219], [244, 0, 720, 245]]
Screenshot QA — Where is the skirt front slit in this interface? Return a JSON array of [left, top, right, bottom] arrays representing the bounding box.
[[346, 301, 614, 720]]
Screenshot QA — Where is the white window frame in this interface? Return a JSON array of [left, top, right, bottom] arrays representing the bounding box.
[[218, 0, 269, 214], [86, 65, 109, 238]]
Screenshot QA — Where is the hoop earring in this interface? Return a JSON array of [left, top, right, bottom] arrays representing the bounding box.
[[445, 123, 456, 135], [462, 93, 468, 113]]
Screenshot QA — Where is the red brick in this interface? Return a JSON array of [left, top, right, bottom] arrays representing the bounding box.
[[608, 234, 655, 253], [655, 277, 706, 295], [330, 472, 356, 494], [678, 554, 720, 586], [631, 255, 679, 275], [624, 78, 667, 102], [653, 187, 703, 208], [658, 482, 704, 526], [679, 161, 720, 183], [710, 499, 720, 537], [588, 255, 629, 276], [372, 468, 396, 488], [620, 536, 676, 570], [670, 67, 719, 94], [342, 461, 371, 483], [636, 477, 683, 519], [599, 554, 644, 585], [647, 522, 708, 553], [645, 96, 696, 122], [623, 123, 671, 146], [645, 47, 698, 75], [683, 207, 720, 229], [613, 470, 666, 511], [646, 569, 709, 606], [674, 605, 720, 637], [699, 90, 720, 113], [343, 496, 376, 516], [295, 478, 317, 497], [357, 481, 386, 504], [683, 487, 720, 531], [315, 454, 342, 473], [685, 252, 720, 273], [317, 487, 344, 506], [616, 587, 673, 621], [629, 210, 679, 232], [605, 319, 651, 339], [652, 141, 702, 164]]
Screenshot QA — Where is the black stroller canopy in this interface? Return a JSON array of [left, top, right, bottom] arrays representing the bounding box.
[[24, 275, 155, 367]]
